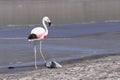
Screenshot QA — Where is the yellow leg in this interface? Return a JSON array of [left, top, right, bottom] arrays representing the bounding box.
[[34, 41, 37, 69], [40, 41, 46, 63]]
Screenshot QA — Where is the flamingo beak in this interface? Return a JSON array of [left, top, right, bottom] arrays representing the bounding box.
[[48, 22, 51, 27]]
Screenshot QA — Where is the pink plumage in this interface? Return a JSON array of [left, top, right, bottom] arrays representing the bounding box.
[[28, 16, 51, 40]]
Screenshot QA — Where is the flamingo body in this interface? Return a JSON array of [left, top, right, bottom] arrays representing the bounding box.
[[31, 27, 47, 39], [28, 16, 51, 40]]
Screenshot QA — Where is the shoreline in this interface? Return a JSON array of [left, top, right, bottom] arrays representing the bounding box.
[[0, 54, 120, 80]]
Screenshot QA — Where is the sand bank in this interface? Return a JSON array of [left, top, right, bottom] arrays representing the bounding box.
[[0, 54, 120, 80]]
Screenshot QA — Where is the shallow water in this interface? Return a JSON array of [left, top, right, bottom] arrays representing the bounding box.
[[0, 22, 120, 69]]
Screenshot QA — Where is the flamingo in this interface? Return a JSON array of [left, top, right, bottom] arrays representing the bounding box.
[[28, 16, 51, 69]]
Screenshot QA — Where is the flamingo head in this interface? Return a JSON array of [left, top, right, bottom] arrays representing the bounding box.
[[43, 16, 51, 27]]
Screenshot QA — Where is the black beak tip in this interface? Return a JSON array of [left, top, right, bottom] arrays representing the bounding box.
[[49, 22, 51, 27]]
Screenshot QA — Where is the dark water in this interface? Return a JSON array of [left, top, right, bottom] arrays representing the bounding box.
[[0, 22, 120, 69], [0, 0, 120, 25]]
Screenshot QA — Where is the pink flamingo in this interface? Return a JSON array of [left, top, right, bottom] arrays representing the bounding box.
[[28, 16, 51, 69]]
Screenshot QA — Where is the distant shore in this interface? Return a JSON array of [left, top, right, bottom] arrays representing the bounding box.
[[0, 54, 120, 80], [0, 0, 120, 25]]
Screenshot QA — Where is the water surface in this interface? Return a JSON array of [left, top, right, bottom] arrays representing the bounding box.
[[0, 22, 120, 69]]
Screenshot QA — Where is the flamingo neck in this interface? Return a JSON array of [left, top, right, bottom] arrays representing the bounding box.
[[42, 19, 48, 35]]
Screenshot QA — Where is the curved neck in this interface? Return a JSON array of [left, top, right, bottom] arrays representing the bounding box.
[[42, 19, 48, 35]]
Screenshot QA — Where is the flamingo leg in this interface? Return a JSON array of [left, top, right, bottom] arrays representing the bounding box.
[[40, 40, 46, 63], [34, 41, 37, 69]]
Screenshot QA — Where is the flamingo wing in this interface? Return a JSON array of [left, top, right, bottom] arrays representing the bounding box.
[[31, 27, 45, 39]]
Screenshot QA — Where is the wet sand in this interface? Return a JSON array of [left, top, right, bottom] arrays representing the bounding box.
[[0, 54, 120, 80]]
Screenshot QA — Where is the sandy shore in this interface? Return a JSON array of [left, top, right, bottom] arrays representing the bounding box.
[[0, 54, 120, 80]]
